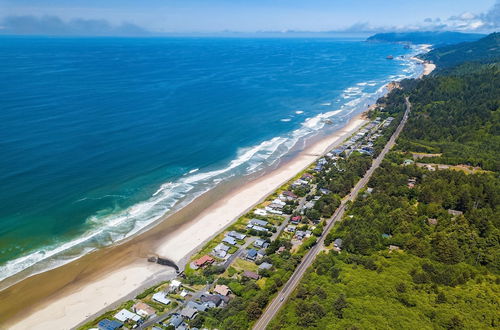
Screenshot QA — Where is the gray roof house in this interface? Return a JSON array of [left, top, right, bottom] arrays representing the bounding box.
[[246, 248, 258, 260], [222, 236, 237, 245], [228, 231, 246, 240], [250, 218, 268, 227]]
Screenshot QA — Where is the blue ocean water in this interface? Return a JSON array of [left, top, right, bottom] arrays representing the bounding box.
[[0, 37, 422, 282]]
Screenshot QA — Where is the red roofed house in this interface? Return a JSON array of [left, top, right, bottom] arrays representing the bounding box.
[[242, 270, 260, 280], [291, 215, 302, 224], [194, 255, 215, 268]]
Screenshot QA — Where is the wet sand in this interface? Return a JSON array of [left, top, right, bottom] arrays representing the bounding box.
[[1, 114, 368, 329]]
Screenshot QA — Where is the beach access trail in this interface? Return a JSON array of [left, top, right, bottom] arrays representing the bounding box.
[[253, 97, 413, 329]]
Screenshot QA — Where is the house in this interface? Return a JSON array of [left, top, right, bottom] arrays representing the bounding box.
[[254, 238, 269, 249], [259, 262, 273, 270], [194, 255, 214, 268], [319, 188, 331, 195], [389, 245, 401, 252], [271, 198, 287, 206], [133, 302, 156, 318], [254, 208, 268, 216], [180, 306, 198, 320], [169, 315, 184, 328], [277, 246, 286, 254], [246, 248, 258, 261], [286, 225, 296, 233], [268, 203, 284, 210], [403, 159, 414, 165], [249, 218, 269, 227], [180, 290, 189, 297], [213, 243, 230, 258], [242, 270, 260, 280], [265, 206, 283, 215], [290, 215, 302, 224], [249, 225, 268, 232], [282, 190, 298, 200], [214, 284, 231, 296], [152, 291, 171, 305], [170, 279, 182, 291], [448, 209, 463, 217], [98, 319, 122, 330], [301, 173, 314, 181], [295, 230, 306, 240], [201, 294, 223, 307], [303, 201, 315, 209], [427, 218, 438, 225], [222, 236, 237, 246], [333, 238, 343, 249], [114, 309, 141, 323], [228, 231, 246, 240], [187, 301, 208, 312], [257, 249, 266, 259]]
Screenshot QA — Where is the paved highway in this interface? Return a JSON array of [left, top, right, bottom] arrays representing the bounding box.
[[253, 97, 412, 330]]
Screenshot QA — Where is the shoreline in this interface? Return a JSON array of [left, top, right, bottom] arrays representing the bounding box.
[[1, 112, 368, 330], [1, 56, 434, 330]]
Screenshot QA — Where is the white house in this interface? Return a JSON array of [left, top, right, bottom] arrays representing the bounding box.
[[152, 291, 171, 305], [114, 309, 141, 323]]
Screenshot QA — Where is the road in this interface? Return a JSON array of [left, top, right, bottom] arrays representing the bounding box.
[[253, 97, 411, 330]]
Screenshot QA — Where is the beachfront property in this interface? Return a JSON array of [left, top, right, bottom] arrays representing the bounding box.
[[98, 319, 123, 330], [152, 291, 172, 305], [227, 230, 246, 240], [82, 108, 404, 329], [114, 309, 141, 323], [133, 301, 156, 318]]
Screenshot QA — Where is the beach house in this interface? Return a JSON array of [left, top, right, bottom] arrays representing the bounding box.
[[194, 255, 214, 268], [133, 302, 156, 318], [228, 231, 246, 240], [152, 291, 171, 305], [98, 319, 123, 330], [222, 235, 237, 246], [114, 309, 141, 323]]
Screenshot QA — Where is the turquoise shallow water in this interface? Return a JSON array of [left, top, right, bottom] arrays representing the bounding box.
[[0, 36, 422, 282]]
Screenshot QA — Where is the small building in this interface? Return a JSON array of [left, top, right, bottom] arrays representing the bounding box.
[[133, 302, 156, 318], [254, 238, 269, 248], [214, 243, 230, 253], [169, 315, 184, 328], [319, 188, 331, 195], [301, 173, 314, 181], [250, 218, 269, 227], [152, 291, 171, 305], [282, 190, 298, 200], [254, 208, 268, 216], [259, 262, 273, 270], [290, 215, 302, 224], [214, 284, 231, 296], [389, 245, 401, 252], [194, 255, 215, 268], [246, 248, 258, 261], [180, 306, 198, 320], [295, 230, 306, 240], [228, 231, 247, 240], [250, 225, 268, 232], [286, 225, 297, 233], [427, 218, 438, 225], [333, 238, 343, 248], [114, 309, 141, 323], [242, 270, 260, 280], [403, 159, 414, 166], [448, 209, 463, 217], [170, 279, 182, 291], [222, 236, 237, 246], [98, 319, 122, 330], [201, 294, 223, 307], [187, 301, 208, 312]]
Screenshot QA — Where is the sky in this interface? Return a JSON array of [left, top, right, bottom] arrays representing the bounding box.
[[0, 0, 498, 35]]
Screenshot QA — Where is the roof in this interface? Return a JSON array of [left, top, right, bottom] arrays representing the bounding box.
[[214, 284, 231, 296], [214, 243, 230, 252], [98, 319, 122, 330], [152, 291, 171, 305], [247, 249, 258, 258], [187, 301, 208, 312], [222, 236, 237, 245], [259, 262, 273, 270], [180, 306, 198, 319], [169, 315, 184, 327], [194, 255, 214, 267], [201, 294, 223, 306], [250, 218, 268, 226], [333, 238, 343, 247], [228, 231, 246, 239], [133, 301, 155, 316], [243, 270, 260, 280], [114, 309, 141, 323], [170, 279, 182, 288]]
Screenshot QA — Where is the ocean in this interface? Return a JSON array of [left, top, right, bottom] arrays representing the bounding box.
[[0, 36, 423, 284]]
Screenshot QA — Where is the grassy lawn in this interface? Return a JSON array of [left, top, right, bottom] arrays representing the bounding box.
[[232, 258, 259, 272]]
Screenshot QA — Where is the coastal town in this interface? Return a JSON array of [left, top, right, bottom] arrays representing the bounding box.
[[80, 109, 401, 330]]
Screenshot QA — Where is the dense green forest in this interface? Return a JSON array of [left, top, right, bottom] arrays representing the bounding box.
[[270, 33, 499, 329], [420, 32, 499, 69]]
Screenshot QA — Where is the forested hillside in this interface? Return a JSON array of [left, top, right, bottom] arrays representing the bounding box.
[[270, 33, 499, 329], [420, 32, 499, 69]]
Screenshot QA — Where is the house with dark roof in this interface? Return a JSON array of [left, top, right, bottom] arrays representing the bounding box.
[[228, 231, 246, 240], [246, 248, 258, 261], [169, 315, 184, 328], [242, 270, 260, 280], [249, 218, 268, 227], [98, 319, 123, 330]]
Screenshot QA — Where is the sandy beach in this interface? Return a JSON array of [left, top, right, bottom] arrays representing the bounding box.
[[3, 113, 368, 330], [1, 58, 435, 330]]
